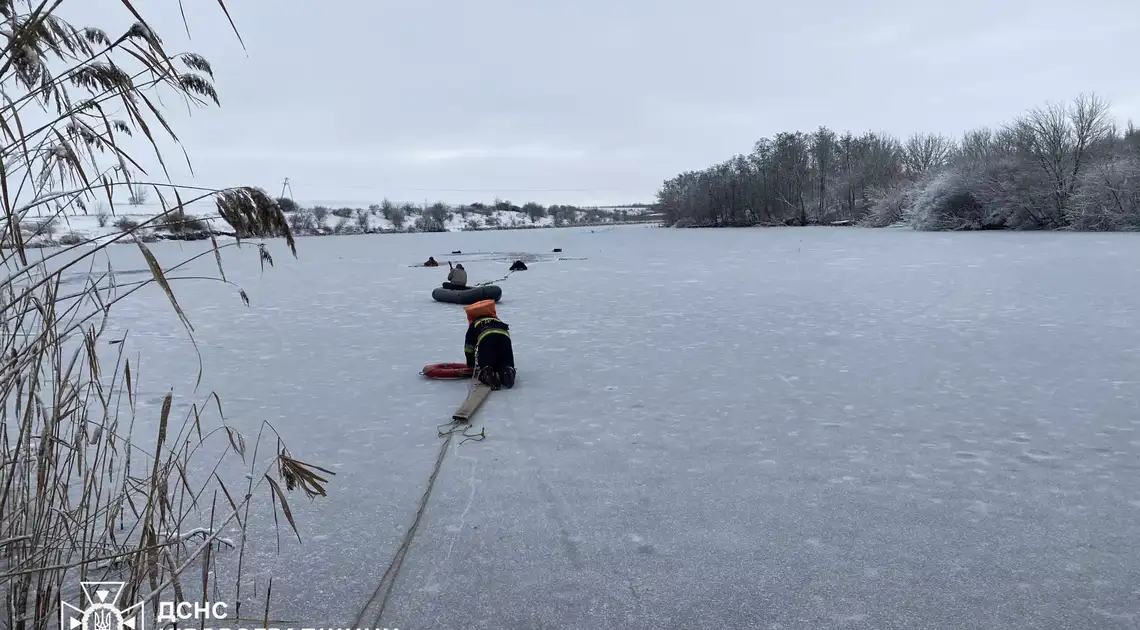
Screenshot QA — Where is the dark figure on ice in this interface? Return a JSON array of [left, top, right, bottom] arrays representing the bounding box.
[[443, 262, 468, 290], [509, 260, 527, 271], [423, 256, 439, 267], [463, 299, 515, 389]]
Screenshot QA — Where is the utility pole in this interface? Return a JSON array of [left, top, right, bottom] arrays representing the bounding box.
[[279, 177, 294, 200]]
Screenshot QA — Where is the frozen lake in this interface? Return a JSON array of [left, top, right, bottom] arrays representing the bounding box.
[[88, 225, 1140, 629]]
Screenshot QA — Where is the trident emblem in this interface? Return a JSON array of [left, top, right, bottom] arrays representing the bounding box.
[[90, 608, 115, 630]]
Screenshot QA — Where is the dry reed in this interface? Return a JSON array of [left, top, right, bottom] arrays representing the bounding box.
[[0, 1, 331, 627]]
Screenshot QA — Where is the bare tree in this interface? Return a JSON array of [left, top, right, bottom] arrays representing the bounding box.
[[656, 91, 1134, 232], [1010, 93, 1113, 225], [1067, 156, 1140, 230], [903, 133, 955, 177], [812, 127, 837, 219]]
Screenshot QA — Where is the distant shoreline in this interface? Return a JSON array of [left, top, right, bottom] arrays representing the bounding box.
[[8, 214, 664, 250]]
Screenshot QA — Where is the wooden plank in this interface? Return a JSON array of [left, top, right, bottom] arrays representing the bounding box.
[[452, 382, 493, 422]]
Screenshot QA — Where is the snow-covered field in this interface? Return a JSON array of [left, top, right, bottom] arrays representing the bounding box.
[[13, 201, 652, 245], [63, 225, 1140, 628]]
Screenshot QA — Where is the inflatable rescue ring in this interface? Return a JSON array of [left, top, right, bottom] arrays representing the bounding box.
[[421, 362, 473, 379]]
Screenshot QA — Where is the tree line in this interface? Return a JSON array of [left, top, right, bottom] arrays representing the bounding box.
[[654, 93, 1140, 231], [274, 197, 641, 234]]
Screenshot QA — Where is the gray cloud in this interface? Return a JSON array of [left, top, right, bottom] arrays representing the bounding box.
[[61, 0, 1140, 206]]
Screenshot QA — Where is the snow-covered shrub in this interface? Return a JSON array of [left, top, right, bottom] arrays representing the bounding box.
[[287, 209, 315, 233], [159, 209, 207, 233], [861, 181, 917, 227], [113, 216, 140, 231], [414, 213, 447, 232], [331, 207, 353, 219], [58, 232, 84, 245], [969, 157, 1055, 230], [1066, 156, 1140, 230], [906, 167, 987, 231]]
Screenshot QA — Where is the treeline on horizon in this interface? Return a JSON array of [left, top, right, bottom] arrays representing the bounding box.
[[271, 197, 651, 233], [654, 93, 1140, 231]]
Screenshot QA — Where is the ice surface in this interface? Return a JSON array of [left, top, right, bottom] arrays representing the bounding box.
[[86, 226, 1140, 628]]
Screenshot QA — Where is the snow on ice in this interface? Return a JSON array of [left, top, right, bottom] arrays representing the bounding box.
[[81, 225, 1140, 629]]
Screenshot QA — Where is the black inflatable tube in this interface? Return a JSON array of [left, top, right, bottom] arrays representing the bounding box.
[[432, 284, 503, 305]]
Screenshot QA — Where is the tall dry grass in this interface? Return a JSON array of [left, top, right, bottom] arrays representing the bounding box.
[[0, 1, 332, 627]]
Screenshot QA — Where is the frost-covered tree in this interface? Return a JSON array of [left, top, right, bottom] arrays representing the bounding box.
[[902, 133, 955, 177], [1066, 156, 1140, 230], [657, 92, 1135, 232]]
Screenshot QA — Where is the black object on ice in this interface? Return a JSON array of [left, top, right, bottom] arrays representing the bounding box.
[[432, 284, 503, 304]]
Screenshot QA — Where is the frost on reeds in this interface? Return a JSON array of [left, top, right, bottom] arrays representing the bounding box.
[[0, 1, 331, 627]]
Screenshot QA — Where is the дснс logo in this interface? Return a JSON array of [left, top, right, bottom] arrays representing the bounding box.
[[60, 582, 145, 630]]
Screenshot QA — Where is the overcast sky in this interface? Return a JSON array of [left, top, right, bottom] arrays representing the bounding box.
[[59, 0, 1140, 207]]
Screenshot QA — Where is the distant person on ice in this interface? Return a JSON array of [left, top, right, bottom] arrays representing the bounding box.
[[445, 262, 468, 289], [463, 299, 515, 390], [423, 256, 439, 267]]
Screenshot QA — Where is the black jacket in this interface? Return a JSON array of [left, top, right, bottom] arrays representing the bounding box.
[[464, 316, 514, 369]]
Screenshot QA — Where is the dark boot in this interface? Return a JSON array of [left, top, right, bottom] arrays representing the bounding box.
[[477, 368, 500, 389]]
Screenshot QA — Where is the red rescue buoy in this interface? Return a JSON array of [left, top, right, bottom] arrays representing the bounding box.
[[421, 362, 473, 379]]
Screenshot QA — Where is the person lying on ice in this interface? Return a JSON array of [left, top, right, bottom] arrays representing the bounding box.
[[463, 299, 515, 389]]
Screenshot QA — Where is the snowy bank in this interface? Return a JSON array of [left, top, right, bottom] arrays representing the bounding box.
[[5, 200, 660, 248]]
